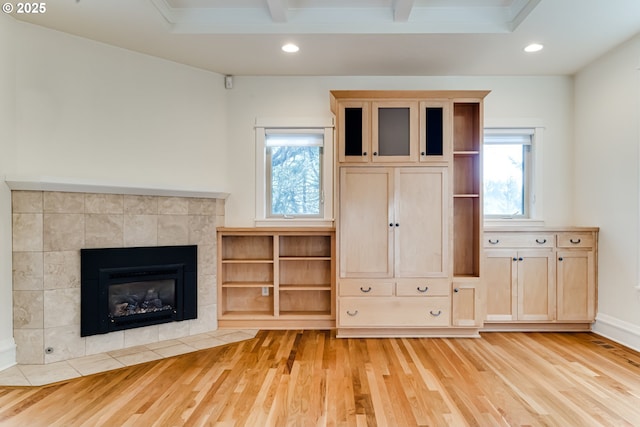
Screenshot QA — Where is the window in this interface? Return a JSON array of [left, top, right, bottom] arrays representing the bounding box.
[[255, 121, 333, 226], [483, 128, 534, 219], [266, 131, 322, 217]]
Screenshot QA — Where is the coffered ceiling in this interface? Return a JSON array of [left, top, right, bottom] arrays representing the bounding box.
[[10, 0, 640, 76]]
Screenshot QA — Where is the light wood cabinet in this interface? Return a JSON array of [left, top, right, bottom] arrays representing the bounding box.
[[217, 227, 335, 329], [483, 228, 598, 331], [332, 90, 489, 338], [339, 166, 448, 279]]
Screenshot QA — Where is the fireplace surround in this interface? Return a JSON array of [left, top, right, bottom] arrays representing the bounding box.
[[81, 245, 197, 337], [11, 188, 225, 365]]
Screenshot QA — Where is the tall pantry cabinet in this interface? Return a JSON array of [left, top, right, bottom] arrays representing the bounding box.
[[331, 90, 489, 337]]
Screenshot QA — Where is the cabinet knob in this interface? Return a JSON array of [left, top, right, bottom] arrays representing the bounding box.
[[421, 151, 426, 156], [512, 257, 518, 261], [389, 223, 394, 227], [519, 257, 523, 261], [373, 152, 378, 156], [454, 288, 459, 293], [395, 223, 399, 227], [346, 310, 359, 316], [417, 286, 429, 293], [362, 152, 367, 156], [360, 286, 372, 293], [430, 310, 442, 317], [558, 257, 564, 261], [570, 238, 581, 244]]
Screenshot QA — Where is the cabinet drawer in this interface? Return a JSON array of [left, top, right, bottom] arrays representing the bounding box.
[[557, 233, 594, 249], [338, 297, 450, 327], [339, 280, 394, 296], [396, 278, 450, 296], [484, 233, 554, 248]]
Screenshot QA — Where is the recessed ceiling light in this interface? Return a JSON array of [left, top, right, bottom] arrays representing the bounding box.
[[524, 43, 544, 53], [282, 43, 300, 53]]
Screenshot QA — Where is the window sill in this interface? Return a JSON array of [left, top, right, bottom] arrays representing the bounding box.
[[255, 218, 335, 228]]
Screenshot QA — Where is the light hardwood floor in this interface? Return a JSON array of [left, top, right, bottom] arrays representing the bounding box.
[[1, 330, 639, 426]]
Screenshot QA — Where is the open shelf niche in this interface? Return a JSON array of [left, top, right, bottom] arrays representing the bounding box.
[[217, 227, 335, 329]]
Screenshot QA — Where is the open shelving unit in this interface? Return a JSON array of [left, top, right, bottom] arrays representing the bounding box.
[[452, 101, 482, 278], [217, 227, 335, 329]]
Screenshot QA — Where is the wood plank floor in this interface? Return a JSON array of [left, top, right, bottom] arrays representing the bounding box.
[[1, 330, 640, 426]]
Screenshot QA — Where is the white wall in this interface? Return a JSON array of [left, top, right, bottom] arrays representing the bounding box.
[[13, 21, 230, 192], [225, 75, 574, 227], [575, 34, 640, 348], [0, 12, 17, 369]]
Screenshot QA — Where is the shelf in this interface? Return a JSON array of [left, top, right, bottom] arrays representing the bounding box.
[[279, 285, 332, 291], [454, 194, 480, 198], [221, 282, 274, 288], [453, 151, 480, 156], [222, 259, 274, 264], [279, 256, 332, 261]]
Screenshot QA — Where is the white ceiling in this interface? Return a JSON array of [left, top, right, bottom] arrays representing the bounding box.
[[10, 0, 640, 76]]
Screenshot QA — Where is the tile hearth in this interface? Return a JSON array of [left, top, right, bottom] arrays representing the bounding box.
[[0, 329, 257, 386]]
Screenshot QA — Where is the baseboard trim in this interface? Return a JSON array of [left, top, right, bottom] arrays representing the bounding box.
[[0, 338, 16, 372], [593, 313, 640, 353]]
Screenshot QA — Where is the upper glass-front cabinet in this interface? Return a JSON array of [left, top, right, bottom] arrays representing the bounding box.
[[336, 98, 449, 164], [371, 101, 418, 162], [419, 101, 450, 162], [337, 101, 370, 163]]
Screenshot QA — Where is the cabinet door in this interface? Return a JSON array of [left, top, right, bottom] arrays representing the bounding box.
[[556, 250, 595, 321], [484, 249, 517, 321], [371, 101, 419, 162], [517, 250, 555, 321], [452, 281, 483, 327], [339, 167, 393, 278], [419, 100, 451, 162], [337, 101, 370, 163], [394, 167, 448, 277]]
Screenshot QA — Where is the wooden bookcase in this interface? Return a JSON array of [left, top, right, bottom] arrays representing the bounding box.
[[217, 227, 335, 329]]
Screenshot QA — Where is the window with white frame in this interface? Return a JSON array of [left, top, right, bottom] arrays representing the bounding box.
[[255, 122, 333, 225], [483, 128, 535, 219]]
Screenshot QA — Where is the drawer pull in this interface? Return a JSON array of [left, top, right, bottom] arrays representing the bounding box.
[[536, 239, 547, 244], [360, 286, 372, 293], [570, 238, 581, 244], [488, 239, 499, 244], [430, 310, 442, 317], [417, 286, 429, 293], [346, 310, 359, 316]]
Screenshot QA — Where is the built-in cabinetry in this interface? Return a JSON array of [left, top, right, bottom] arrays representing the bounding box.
[[217, 227, 335, 329], [331, 90, 489, 337], [483, 227, 598, 331]]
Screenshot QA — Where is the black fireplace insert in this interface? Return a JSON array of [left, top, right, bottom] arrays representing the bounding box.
[[80, 245, 197, 337]]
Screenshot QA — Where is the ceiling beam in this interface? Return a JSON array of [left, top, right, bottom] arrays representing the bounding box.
[[393, 0, 414, 22], [266, 0, 288, 23]]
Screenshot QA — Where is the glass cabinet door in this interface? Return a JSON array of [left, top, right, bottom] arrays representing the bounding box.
[[419, 100, 451, 162], [372, 101, 418, 162], [337, 101, 370, 163]]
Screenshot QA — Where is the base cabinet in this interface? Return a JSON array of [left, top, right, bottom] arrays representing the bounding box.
[[483, 228, 598, 331]]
